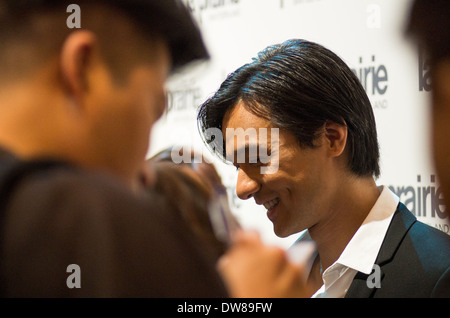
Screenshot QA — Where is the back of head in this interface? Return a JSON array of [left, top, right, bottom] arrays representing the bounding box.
[[148, 149, 229, 260], [198, 39, 380, 178], [0, 0, 209, 183], [0, 0, 208, 80]]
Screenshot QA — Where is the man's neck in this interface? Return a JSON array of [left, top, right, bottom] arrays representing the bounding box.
[[308, 176, 381, 271]]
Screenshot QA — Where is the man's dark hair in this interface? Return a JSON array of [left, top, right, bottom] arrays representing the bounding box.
[[406, 0, 450, 66], [0, 0, 208, 79], [197, 39, 380, 178]]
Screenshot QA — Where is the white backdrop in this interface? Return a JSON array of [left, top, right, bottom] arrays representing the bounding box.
[[148, 0, 449, 249]]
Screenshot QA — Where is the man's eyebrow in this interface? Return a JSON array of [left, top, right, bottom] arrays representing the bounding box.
[[227, 144, 250, 163], [228, 143, 272, 164]]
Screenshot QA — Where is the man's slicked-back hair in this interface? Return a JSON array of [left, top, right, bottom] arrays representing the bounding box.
[[198, 39, 380, 178], [0, 0, 208, 73]]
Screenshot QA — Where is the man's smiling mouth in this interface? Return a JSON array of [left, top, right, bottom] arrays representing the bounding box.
[[263, 198, 280, 210]]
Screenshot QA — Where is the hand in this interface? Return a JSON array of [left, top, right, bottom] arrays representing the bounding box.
[[217, 230, 314, 298]]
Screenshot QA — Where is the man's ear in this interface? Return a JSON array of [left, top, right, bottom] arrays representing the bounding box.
[[324, 121, 348, 158], [60, 30, 98, 102]]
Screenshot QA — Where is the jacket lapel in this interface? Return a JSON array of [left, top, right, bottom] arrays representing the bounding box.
[[345, 203, 417, 298]]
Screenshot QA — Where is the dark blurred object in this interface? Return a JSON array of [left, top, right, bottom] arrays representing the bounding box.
[[405, 0, 450, 66]]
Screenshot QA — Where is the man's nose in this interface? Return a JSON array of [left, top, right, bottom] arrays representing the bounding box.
[[236, 168, 260, 200]]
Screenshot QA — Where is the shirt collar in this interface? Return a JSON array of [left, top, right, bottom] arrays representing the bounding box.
[[335, 186, 399, 274], [293, 185, 399, 275]]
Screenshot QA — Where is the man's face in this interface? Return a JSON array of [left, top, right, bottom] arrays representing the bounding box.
[[85, 41, 170, 182], [431, 59, 450, 217], [222, 101, 332, 237]]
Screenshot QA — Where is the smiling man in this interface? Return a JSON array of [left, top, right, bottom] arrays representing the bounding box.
[[198, 39, 450, 297]]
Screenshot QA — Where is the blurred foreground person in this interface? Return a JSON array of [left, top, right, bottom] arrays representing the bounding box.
[[0, 0, 227, 297], [407, 0, 450, 219]]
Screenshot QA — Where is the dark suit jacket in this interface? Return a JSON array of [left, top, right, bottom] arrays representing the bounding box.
[[0, 148, 228, 297], [346, 202, 450, 298]]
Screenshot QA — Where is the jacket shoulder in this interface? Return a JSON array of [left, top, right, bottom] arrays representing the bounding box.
[[347, 203, 450, 298], [376, 204, 450, 297]]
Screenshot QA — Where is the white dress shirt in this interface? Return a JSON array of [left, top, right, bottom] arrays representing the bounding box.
[[296, 186, 400, 298]]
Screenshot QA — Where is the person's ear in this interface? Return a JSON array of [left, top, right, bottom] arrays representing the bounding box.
[[60, 30, 98, 103], [324, 121, 347, 158]]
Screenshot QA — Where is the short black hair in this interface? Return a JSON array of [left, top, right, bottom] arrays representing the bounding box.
[[0, 0, 208, 73], [406, 0, 450, 66], [197, 39, 380, 178]]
